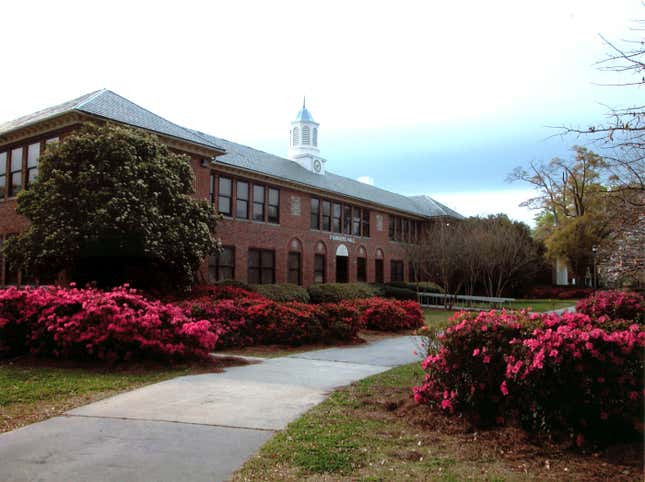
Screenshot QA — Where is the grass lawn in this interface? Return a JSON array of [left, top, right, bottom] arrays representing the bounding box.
[[234, 363, 643, 482], [0, 358, 236, 433]]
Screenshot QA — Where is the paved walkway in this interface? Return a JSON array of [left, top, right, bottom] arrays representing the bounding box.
[[0, 336, 425, 482]]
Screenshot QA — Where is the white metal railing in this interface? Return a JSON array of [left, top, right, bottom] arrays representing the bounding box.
[[418, 292, 515, 311]]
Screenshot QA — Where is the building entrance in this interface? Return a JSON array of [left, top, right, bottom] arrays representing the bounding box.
[[335, 244, 349, 283], [336, 256, 348, 283]]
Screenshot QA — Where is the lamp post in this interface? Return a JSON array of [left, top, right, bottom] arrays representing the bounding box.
[[592, 245, 598, 292]]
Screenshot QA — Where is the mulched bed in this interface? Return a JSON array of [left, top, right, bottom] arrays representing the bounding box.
[[364, 383, 644, 481]]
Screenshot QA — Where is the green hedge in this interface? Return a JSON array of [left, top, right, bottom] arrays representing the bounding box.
[[307, 283, 380, 303], [252, 283, 311, 303]]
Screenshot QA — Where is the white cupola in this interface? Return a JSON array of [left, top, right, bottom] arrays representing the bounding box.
[[288, 98, 326, 175]]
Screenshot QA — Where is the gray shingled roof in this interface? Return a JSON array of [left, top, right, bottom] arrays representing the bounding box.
[[1, 89, 462, 220], [189, 129, 463, 220], [0, 89, 224, 152]]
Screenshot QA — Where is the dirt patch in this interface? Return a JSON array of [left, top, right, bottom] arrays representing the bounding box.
[[364, 383, 644, 481]]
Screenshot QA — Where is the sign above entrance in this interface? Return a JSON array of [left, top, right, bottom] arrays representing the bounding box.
[[329, 234, 355, 244]]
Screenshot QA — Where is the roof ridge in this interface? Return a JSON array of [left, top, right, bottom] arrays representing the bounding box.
[[73, 88, 108, 110], [87, 91, 217, 146]]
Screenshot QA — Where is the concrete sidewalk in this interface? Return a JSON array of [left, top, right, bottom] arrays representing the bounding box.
[[0, 336, 425, 482]]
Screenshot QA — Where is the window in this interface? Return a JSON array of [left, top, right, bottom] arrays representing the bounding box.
[[357, 256, 367, 282], [375, 259, 384, 283], [314, 254, 326, 283], [209, 246, 235, 282], [391, 260, 404, 282], [388, 215, 395, 240], [248, 249, 275, 284], [45, 137, 59, 147], [236, 181, 249, 219], [288, 252, 301, 285], [253, 185, 265, 221], [321, 200, 331, 231], [9, 147, 23, 197], [352, 207, 361, 236], [26, 142, 40, 186], [268, 188, 280, 224], [218, 177, 232, 216], [292, 127, 299, 146], [313, 127, 318, 146], [310, 198, 320, 229], [343, 205, 352, 234], [209, 174, 215, 206], [332, 203, 342, 233], [362, 209, 370, 237], [302, 125, 310, 145], [0, 152, 6, 200]]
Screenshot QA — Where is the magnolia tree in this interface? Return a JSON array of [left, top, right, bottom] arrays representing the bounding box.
[[3, 123, 219, 291]]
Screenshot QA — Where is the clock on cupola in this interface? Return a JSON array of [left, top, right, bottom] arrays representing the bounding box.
[[288, 98, 326, 175]]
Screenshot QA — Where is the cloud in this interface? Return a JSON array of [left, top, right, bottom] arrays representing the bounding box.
[[357, 176, 375, 185]]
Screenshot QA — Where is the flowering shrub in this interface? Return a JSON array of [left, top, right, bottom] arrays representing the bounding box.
[[414, 309, 645, 444], [507, 312, 644, 443], [186, 285, 265, 301], [354, 297, 424, 331], [185, 298, 362, 348], [576, 290, 643, 323], [316, 301, 362, 340], [0, 285, 217, 361], [527, 286, 593, 299], [413, 310, 532, 423]]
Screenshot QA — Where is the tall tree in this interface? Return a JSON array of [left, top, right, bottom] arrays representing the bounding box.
[[3, 123, 219, 291], [509, 146, 612, 285]]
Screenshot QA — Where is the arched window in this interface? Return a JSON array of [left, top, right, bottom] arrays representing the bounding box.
[[313, 127, 318, 146], [302, 126, 310, 145], [292, 127, 299, 146]]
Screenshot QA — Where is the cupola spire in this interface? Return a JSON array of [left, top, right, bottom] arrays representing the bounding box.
[[288, 98, 325, 174]]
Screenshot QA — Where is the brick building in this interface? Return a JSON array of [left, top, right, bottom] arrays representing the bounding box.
[[0, 90, 462, 287]]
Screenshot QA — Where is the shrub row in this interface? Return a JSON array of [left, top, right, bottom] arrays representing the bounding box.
[[307, 283, 380, 303], [576, 290, 643, 322], [414, 291, 645, 445], [186, 297, 362, 348], [1, 283, 426, 361], [183, 293, 425, 346], [527, 286, 593, 299], [251, 283, 311, 303], [0, 285, 216, 362]]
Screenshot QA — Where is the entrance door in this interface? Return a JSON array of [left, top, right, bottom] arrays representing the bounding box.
[[335, 244, 349, 283], [336, 256, 348, 283]]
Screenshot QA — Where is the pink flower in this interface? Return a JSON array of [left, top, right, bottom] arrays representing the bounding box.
[[500, 381, 509, 396], [483, 355, 491, 364], [473, 348, 481, 356]]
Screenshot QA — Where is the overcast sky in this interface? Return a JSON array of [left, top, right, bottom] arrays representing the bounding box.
[[1, 0, 642, 225]]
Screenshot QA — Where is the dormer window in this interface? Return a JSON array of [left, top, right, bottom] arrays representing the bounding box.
[[302, 126, 310, 145]]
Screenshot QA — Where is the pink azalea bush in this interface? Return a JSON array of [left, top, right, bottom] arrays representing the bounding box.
[[186, 297, 362, 348], [415, 293, 645, 443], [0, 285, 217, 361], [576, 290, 643, 322], [354, 297, 424, 331]]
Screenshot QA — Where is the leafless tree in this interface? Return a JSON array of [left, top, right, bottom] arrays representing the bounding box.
[[556, 20, 645, 208]]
